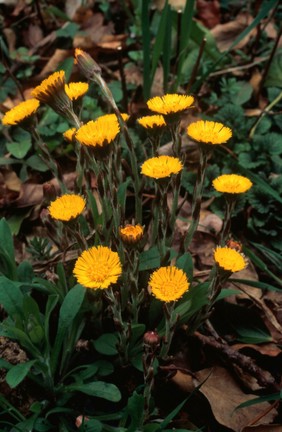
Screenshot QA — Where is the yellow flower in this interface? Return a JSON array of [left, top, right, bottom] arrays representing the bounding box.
[[137, 115, 166, 129], [119, 224, 144, 245], [96, 113, 129, 123], [149, 266, 189, 302], [187, 120, 232, 145], [213, 174, 253, 194], [147, 94, 194, 115], [2, 99, 40, 126], [63, 128, 77, 142], [214, 246, 247, 273], [65, 82, 89, 100], [32, 71, 66, 104], [73, 245, 122, 289], [141, 155, 183, 179], [48, 194, 86, 222], [75, 117, 120, 149]]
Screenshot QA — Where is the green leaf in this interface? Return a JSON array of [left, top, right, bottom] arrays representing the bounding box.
[[93, 333, 119, 356], [233, 82, 253, 105], [139, 246, 160, 271], [6, 360, 36, 388], [51, 284, 85, 372], [0, 276, 24, 318], [235, 327, 272, 344], [6, 140, 32, 159], [176, 252, 193, 281], [126, 391, 144, 432], [81, 419, 103, 432], [235, 392, 280, 410], [0, 218, 15, 262], [160, 397, 188, 430], [26, 155, 49, 172], [56, 22, 80, 38], [265, 49, 282, 88], [65, 381, 121, 402]]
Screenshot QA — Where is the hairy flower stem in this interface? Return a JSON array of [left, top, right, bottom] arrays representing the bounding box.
[[31, 127, 66, 192], [160, 302, 178, 359], [220, 196, 236, 245], [184, 146, 210, 249], [152, 182, 170, 264], [169, 123, 182, 157], [105, 287, 129, 365], [124, 248, 142, 323], [90, 73, 142, 223]]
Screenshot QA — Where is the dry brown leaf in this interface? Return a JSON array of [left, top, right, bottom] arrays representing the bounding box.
[[232, 343, 281, 358], [25, 24, 43, 48], [211, 12, 255, 52], [35, 49, 72, 80], [242, 425, 282, 432], [3, 28, 16, 52], [194, 367, 277, 431], [79, 12, 114, 44], [196, 0, 221, 29], [65, 0, 83, 19], [4, 171, 21, 192]]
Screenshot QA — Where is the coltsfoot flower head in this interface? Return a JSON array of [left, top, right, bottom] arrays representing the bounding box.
[[32, 71, 73, 117], [74, 48, 101, 79], [187, 120, 232, 145], [119, 224, 144, 246], [213, 174, 253, 194], [63, 127, 77, 142], [2, 99, 40, 127], [147, 94, 194, 115], [149, 266, 190, 302], [75, 117, 120, 158], [214, 246, 247, 273], [73, 245, 122, 289], [137, 115, 166, 129], [141, 155, 183, 179], [48, 194, 86, 222], [65, 82, 89, 100]]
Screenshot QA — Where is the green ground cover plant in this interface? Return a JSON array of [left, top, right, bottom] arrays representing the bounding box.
[[0, 1, 281, 431]]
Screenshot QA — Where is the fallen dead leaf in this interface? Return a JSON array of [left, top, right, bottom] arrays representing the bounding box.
[[3, 170, 21, 192], [35, 49, 72, 80], [211, 12, 255, 52], [193, 367, 277, 431], [232, 343, 282, 358], [24, 24, 43, 48], [65, 0, 84, 19], [196, 0, 221, 29], [242, 425, 282, 432]]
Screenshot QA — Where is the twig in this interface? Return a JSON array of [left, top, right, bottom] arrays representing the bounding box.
[[195, 331, 279, 391]]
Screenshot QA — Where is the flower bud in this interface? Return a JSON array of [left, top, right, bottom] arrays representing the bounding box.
[[143, 331, 160, 350], [74, 48, 101, 79]]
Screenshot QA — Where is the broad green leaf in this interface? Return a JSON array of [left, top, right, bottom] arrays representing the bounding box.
[[139, 246, 160, 271], [26, 155, 49, 172], [265, 49, 282, 88], [93, 333, 119, 356], [126, 391, 144, 432], [0, 218, 15, 262], [56, 22, 80, 38], [176, 252, 193, 280], [236, 327, 272, 344], [81, 419, 103, 432], [6, 140, 32, 159], [0, 276, 24, 318], [65, 381, 121, 402], [51, 284, 85, 371], [6, 360, 36, 388]]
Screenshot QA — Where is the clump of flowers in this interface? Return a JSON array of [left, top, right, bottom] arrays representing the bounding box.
[[73, 246, 122, 289], [48, 194, 86, 222], [213, 174, 253, 194], [2, 99, 40, 127], [187, 120, 232, 145], [141, 155, 183, 179], [214, 246, 247, 273]]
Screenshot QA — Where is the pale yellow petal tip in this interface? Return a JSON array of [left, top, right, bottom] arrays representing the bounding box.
[[141, 155, 183, 179], [149, 266, 190, 302], [2, 99, 40, 126], [213, 174, 253, 194], [187, 120, 232, 145], [48, 194, 86, 222], [73, 245, 122, 289], [147, 94, 194, 115], [214, 246, 247, 273]]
